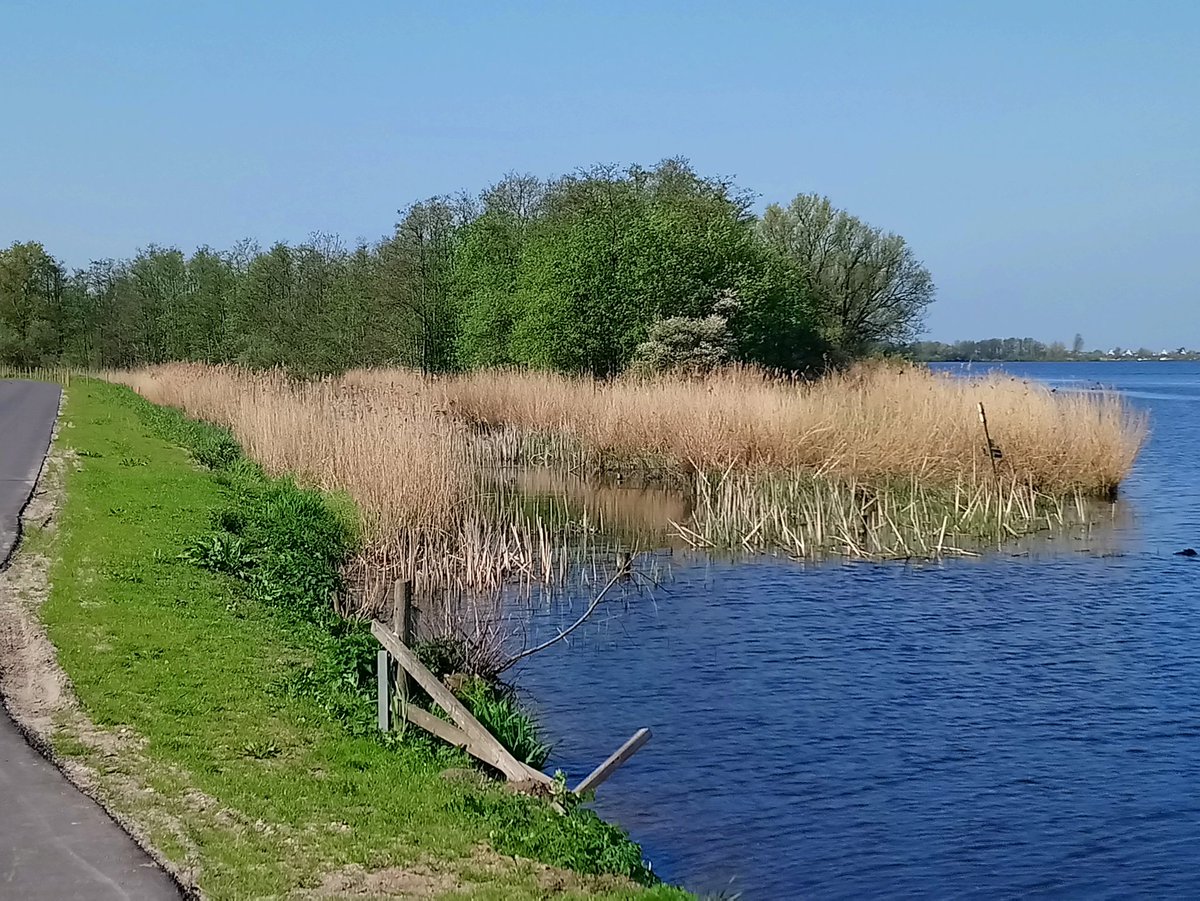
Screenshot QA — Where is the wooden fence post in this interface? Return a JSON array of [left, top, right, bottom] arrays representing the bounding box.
[[572, 728, 652, 795], [371, 621, 551, 786]]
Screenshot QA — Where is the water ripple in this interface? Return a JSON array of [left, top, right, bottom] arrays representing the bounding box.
[[516, 363, 1200, 899]]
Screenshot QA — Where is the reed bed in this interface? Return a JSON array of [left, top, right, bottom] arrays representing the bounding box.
[[113, 366, 547, 617], [439, 364, 1144, 497], [110, 361, 1145, 594], [682, 469, 1085, 559]]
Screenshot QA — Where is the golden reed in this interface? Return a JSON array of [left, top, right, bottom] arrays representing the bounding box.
[[111, 362, 1145, 584]]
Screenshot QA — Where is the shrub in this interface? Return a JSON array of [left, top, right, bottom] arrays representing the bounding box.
[[456, 677, 551, 769], [630, 313, 733, 375]]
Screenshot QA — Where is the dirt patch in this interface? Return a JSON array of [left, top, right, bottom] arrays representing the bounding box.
[[298, 844, 640, 900], [0, 442, 70, 735], [309, 863, 461, 899]]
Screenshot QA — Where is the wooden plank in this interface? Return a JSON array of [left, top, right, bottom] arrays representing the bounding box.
[[405, 707, 551, 788], [371, 620, 551, 785], [572, 728, 652, 795], [404, 705, 469, 749], [376, 649, 390, 732]]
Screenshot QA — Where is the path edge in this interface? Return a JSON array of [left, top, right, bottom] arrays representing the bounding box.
[[0, 386, 202, 900]]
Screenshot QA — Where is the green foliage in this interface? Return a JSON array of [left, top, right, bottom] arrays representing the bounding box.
[[757, 193, 935, 359], [179, 530, 254, 576], [468, 159, 791, 376], [0, 241, 69, 368], [456, 790, 659, 885], [456, 677, 551, 769], [3, 158, 934, 376]]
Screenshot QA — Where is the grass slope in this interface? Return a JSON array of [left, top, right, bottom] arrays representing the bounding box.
[[39, 379, 686, 900]]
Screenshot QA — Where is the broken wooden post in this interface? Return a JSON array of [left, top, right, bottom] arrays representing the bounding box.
[[573, 728, 652, 795], [371, 620, 552, 787]]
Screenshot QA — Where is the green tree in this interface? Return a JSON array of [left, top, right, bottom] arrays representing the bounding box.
[[455, 174, 545, 367], [0, 242, 68, 367], [377, 196, 468, 373], [499, 159, 807, 375], [757, 193, 935, 359], [186, 247, 240, 363]]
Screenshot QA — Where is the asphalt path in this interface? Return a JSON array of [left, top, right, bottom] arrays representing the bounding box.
[[0, 379, 181, 899], [0, 380, 61, 567]]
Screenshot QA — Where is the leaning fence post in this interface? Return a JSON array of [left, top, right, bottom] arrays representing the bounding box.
[[376, 648, 391, 731]]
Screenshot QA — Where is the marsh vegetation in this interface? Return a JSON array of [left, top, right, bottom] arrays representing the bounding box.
[[112, 361, 1144, 657]]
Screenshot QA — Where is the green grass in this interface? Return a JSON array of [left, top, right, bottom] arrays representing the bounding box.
[[38, 378, 689, 900]]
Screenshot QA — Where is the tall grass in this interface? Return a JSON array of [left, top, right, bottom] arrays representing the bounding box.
[[440, 363, 1144, 497], [110, 361, 1145, 585], [109, 365, 613, 630]]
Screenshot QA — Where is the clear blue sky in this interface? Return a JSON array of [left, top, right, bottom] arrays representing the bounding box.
[[3, 1, 1196, 349]]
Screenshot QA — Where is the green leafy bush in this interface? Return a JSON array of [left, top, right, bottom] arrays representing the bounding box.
[[457, 677, 551, 769], [179, 531, 254, 576]]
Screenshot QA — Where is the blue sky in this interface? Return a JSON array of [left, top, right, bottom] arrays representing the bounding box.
[[2, 1, 1196, 349]]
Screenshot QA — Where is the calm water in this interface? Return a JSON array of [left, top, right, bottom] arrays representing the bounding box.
[[513, 362, 1200, 899]]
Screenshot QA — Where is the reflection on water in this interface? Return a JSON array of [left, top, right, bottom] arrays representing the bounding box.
[[498, 464, 1132, 561], [494, 466, 693, 546], [510, 362, 1200, 899]]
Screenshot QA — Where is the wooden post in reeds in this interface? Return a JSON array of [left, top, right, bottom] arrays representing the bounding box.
[[977, 402, 1002, 539], [977, 402, 1000, 489], [377, 579, 414, 733]]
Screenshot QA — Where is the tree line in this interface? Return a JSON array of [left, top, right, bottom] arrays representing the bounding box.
[[1, 159, 935, 376], [906, 337, 1082, 362], [906, 336, 1200, 362]]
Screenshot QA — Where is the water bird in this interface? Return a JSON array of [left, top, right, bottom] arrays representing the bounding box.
[[1174, 548, 1198, 557]]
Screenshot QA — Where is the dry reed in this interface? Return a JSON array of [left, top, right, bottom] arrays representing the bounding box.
[[109, 361, 1145, 594], [439, 363, 1144, 496]]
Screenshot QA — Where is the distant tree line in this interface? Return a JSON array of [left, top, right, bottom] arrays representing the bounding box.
[[906, 337, 1079, 362], [906, 336, 1200, 362], [1, 159, 935, 376]]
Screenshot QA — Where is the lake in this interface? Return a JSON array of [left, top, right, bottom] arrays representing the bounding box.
[[512, 362, 1200, 899]]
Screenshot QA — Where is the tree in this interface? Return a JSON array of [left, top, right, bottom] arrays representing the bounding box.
[[3, 161, 909, 377], [377, 196, 469, 372], [454, 173, 545, 368], [757, 194, 935, 359], [492, 159, 811, 376], [186, 247, 240, 363], [0, 242, 67, 367], [1072, 333, 1085, 356]]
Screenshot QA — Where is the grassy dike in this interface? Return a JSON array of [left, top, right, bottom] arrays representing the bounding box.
[[36, 378, 689, 900]]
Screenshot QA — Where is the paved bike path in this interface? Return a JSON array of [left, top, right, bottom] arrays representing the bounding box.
[[0, 379, 181, 899]]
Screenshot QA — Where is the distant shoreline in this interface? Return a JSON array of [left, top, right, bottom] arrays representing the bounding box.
[[919, 357, 1200, 364]]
